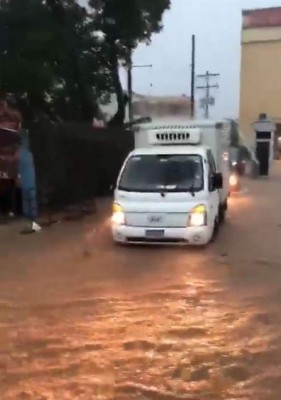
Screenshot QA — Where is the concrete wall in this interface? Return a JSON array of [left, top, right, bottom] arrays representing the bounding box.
[[240, 25, 281, 140]]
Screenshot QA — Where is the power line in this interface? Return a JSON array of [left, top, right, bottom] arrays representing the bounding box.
[[197, 70, 220, 119], [133, 64, 153, 68]]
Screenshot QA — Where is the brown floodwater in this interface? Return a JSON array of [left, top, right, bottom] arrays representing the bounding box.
[[1, 166, 281, 400]]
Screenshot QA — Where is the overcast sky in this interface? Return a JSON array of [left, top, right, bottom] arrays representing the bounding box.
[[118, 0, 281, 119]]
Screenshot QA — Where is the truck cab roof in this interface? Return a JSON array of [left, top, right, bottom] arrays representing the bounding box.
[[137, 119, 227, 130], [130, 146, 209, 157]]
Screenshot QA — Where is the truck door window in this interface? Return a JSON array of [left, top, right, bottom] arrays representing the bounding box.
[[207, 150, 216, 191]]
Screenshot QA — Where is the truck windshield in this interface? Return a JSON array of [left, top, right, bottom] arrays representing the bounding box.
[[118, 154, 203, 193]]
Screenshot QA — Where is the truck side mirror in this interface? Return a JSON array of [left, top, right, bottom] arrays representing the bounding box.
[[213, 173, 223, 190]]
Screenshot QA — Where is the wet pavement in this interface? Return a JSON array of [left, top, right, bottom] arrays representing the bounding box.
[[1, 164, 281, 399]]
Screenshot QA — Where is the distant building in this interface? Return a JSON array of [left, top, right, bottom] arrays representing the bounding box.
[[100, 93, 192, 123], [240, 7, 281, 141], [132, 94, 192, 119]]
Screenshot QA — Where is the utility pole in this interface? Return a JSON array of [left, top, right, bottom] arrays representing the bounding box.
[[197, 71, 219, 119], [190, 35, 196, 118], [127, 57, 133, 128], [127, 63, 152, 127]]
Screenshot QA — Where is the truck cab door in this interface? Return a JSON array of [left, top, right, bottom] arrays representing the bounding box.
[[206, 150, 220, 224]]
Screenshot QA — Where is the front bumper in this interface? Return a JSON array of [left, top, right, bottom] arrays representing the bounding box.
[[112, 225, 212, 246]]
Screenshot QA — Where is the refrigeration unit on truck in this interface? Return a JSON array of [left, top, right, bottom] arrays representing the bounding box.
[[111, 120, 231, 246]]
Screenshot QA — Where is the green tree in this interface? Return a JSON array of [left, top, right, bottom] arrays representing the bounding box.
[[0, 0, 57, 120], [47, 0, 112, 121], [89, 0, 171, 126], [0, 0, 112, 125], [46, 0, 64, 19]]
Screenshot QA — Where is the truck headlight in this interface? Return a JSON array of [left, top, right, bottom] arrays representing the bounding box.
[[112, 203, 126, 225], [188, 204, 207, 227]]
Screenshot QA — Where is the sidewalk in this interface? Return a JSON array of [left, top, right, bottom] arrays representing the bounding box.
[[0, 197, 112, 261]]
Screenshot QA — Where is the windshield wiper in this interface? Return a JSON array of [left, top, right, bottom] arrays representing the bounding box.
[[160, 184, 196, 196], [118, 184, 198, 196], [158, 185, 167, 198], [188, 183, 195, 197], [118, 186, 166, 193], [172, 183, 196, 196]]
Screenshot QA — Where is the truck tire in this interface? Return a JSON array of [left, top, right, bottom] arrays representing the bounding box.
[[211, 216, 220, 242], [219, 201, 227, 224]]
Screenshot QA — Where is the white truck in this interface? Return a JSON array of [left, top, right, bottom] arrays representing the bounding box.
[[111, 119, 231, 246]]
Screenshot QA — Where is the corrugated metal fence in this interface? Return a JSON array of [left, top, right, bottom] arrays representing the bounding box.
[[29, 123, 133, 214]]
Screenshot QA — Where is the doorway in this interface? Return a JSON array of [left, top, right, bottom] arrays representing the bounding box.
[[256, 141, 270, 176], [275, 123, 281, 159]]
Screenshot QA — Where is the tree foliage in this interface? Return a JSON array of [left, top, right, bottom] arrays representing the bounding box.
[[0, 0, 112, 125], [0, 0, 170, 126], [46, 0, 112, 121], [89, 0, 171, 126]]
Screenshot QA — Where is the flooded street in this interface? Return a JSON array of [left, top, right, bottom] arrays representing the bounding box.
[[1, 165, 281, 400]]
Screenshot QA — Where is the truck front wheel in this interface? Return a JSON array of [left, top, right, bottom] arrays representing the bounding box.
[[211, 215, 220, 242], [219, 201, 227, 224]]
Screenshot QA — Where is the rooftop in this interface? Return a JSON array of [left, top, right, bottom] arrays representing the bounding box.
[[243, 7, 281, 16], [242, 7, 281, 29], [131, 146, 208, 156]]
